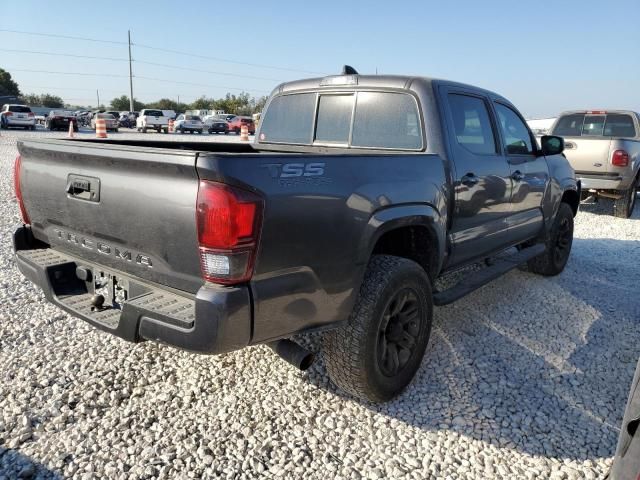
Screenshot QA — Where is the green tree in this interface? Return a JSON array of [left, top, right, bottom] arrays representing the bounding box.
[[39, 94, 64, 108], [189, 96, 213, 110], [20, 93, 40, 105], [110, 95, 145, 111], [0, 68, 21, 96]]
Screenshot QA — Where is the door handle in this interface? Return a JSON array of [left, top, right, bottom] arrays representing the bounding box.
[[461, 173, 479, 187], [511, 170, 525, 182]]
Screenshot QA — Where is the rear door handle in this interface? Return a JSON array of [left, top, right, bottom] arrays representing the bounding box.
[[511, 170, 525, 182], [461, 173, 479, 186]]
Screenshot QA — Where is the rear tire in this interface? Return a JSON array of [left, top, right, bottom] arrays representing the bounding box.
[[324, 255, 433, 402], [142, 127, 147, 133], [527, 202, 574, 276], [613, 178, 638, 218]]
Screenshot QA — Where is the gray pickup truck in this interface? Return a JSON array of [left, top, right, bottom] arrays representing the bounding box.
[[551, 110, 640, 218], [13, 70, 580, 402]]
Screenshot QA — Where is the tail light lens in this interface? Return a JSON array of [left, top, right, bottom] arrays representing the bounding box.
[[612, 149, 629, 167], [196, 181, 263, 285], [28, 112, 35, 117], [5, 112, 13, 117], [13, 155, 30, 224]]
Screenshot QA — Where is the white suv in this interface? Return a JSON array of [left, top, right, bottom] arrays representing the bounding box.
[[1, 104, 36, 130]]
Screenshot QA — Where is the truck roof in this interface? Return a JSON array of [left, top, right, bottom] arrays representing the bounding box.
[[273, 74, 506, 101]]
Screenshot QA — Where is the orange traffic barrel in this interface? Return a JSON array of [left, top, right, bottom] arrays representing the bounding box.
[[240, 124, 249, 141], [168, 118, 175, 133], [95, 118, 108, 139]]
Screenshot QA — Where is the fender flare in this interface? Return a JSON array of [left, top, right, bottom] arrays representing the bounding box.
[[357, 203, 446, 279]]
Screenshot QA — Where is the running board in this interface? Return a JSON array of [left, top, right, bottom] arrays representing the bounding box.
[[433, 244, 545, 306]]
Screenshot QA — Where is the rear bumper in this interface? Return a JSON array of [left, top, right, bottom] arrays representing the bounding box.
[[576, 172, 630, 191], [3, 117, 36, 127], [13, 226, 252, 354]]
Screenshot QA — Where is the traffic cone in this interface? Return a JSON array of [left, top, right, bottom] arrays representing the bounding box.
[[240, 124, 249, 141], [168, 118, 174, 134], [68, 120, 75, 138], [95, 118, 108, 139]]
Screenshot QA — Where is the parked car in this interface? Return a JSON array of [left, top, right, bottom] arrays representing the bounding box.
[[90, 113, 118, 132], [227, 116, 255, 135], [203, 116, 229, 134], [136, 109, 168, 133], [550, 110, 640, 218], [45, 110, 78, 132], [174, 114, 204, 134], [12, 71, 579, 402], [0, 104, 36, 130]]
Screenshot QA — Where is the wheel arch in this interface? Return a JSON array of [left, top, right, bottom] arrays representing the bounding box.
[[361, 204, 446, 282]]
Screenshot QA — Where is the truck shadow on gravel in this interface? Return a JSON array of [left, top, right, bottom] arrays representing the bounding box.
[[302, 238, 640, 462], [579, 194, 640, 219], [0, 447, 63, 479]]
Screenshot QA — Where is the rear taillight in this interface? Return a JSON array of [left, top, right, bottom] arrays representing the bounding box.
[[5, 112, 13, 117], [612, 149, 629, 167], [196, 181, 263, 285], [28, 112, 35, 117], [13, 155, 30, 224]]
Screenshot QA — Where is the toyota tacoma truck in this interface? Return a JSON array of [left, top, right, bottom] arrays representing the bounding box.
[[551, 110, 640, 218], [12, 69, 580, 402]]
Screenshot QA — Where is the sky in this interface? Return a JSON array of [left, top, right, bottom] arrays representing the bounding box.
[[1, 0, 639, 118]]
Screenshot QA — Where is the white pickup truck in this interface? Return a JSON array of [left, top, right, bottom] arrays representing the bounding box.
[[551, 110, 639, 218], [136, 109, 169, 133]]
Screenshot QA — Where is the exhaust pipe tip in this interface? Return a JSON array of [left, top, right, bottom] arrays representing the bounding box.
[[269, 339, 315, 371]]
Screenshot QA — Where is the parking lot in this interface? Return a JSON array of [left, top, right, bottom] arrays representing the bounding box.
[[0, 127, 637, 479]]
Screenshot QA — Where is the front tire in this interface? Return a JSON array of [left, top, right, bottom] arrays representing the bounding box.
[[613, 178, 638, 218], [527, 202, 574, 276], [324, 255, 433, 402]]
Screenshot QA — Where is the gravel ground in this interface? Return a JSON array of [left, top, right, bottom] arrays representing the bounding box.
[[1, 127, 639, 479]]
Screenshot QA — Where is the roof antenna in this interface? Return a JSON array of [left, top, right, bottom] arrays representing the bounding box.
[[342, 65, 358, 75]]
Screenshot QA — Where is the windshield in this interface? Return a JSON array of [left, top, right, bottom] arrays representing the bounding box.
[[144, 110, 163, 117], [186, 115, 202, 121]]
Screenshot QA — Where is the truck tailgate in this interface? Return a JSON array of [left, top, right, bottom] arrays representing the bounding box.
[[17, 139, 203, 293], [563, 137, 612, 173]]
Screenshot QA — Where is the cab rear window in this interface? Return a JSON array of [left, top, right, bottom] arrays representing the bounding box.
[[260, 91, 423, 150], [144, 110, 163, 117]]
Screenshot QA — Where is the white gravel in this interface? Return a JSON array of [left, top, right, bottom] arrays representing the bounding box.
[[1, 127, 639, 479]]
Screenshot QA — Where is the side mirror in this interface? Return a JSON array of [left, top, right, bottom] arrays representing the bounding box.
[[540, 135, 564, 156]]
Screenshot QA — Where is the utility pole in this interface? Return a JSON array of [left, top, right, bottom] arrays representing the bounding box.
[[96, 89, 100, 109], [128, 30, 134, 112]]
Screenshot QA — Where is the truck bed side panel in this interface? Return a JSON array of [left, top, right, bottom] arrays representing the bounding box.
[[197, 152, 448, 343]]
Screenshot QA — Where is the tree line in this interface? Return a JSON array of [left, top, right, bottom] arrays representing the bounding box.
[[109, 92, 267, 115], [1, 67, 267, 113]]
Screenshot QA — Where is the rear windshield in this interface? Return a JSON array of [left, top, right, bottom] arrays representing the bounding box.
[[97, 114, 115, 119], [240, 118, 253, 123], [8, 105, 32, 113], [259, 91, 423, 150], [552, 113, 636, 137], [186, 115, 201, 121], [144, 110, 163, 117]]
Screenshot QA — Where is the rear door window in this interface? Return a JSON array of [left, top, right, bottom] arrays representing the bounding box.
[[447, 94, 497, 155], [315, 94, 354, 144], [351, 92, 422, 149]]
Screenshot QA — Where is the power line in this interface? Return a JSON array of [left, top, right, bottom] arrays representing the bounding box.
[[134, 43, 326, 75], [2, 48, 284, 82], [0, 28, 127, 45], [9, 69, 270, 95], [0, 28, 325, 76], [0, 48, 128, 62], [135, 60, 282, 82]]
